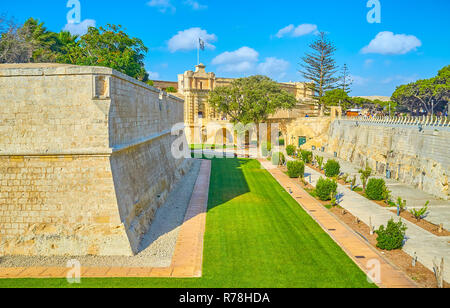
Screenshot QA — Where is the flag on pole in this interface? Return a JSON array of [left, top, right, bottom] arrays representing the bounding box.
[[199, 38, 205, 51]]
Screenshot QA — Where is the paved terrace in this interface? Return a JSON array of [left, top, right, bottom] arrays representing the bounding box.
[[302, 156, 450, 283], [312, 150, 450, 230]]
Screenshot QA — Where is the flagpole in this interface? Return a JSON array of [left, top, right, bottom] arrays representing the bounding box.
[[197, 38, 200, 65]]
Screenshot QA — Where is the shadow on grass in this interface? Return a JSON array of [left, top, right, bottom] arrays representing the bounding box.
[[207, 157, 250, 210]]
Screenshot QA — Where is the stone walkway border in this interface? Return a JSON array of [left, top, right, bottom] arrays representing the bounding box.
[[259, 160, 417, 288], [0, 159, 211, 279]]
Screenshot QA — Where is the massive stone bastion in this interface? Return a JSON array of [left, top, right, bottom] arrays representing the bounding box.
[[0, 64, 191, 256]]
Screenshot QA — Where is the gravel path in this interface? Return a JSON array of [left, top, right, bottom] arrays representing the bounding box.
[[0, 159, 201, 268]]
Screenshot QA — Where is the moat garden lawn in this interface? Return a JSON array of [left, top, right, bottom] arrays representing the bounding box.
[[1, 158, 374, 288]]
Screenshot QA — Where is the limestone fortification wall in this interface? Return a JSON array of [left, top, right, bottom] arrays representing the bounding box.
[[0, 64, 190, 256], [285, 117, 332, 148], [327, 119, 449, 200]]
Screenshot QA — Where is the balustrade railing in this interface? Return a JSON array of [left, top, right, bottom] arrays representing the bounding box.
[[339, 115, 450, 128]]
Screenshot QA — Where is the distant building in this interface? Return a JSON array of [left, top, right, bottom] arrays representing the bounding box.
[[354, 96, 391, 102], [175, 64, 317, 143]]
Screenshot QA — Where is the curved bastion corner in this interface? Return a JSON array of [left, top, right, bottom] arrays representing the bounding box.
[[0, 63, 192, 256]]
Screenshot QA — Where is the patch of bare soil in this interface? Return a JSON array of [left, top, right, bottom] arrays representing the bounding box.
[[305, 163, 450, 237], [328, 207, 449, 288], [390, 210, 450, 237]]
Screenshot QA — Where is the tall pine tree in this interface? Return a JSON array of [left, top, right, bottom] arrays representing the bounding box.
[[339, 63, 353, 94], [300, 32, 339, 114]]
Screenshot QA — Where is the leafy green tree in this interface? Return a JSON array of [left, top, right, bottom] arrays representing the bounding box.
[[322, 89, 352, 109], [0, 18, 152, 82], [166, 86, 177, 93], [300, 32, 339, 114], [208, 75, 297, 146], [62, 24, 149, 81], [54, 31, 80, 63], [391, 65, 449, 115], [0, 17, 58, 63], [21, 18, 61, 62]]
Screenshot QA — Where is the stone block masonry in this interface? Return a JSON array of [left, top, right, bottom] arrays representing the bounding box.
[[327, 119, 449, 200], [0, 64, 191, 256]]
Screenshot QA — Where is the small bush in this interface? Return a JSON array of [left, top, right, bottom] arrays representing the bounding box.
[[287, 161, 305, 178], [279, 138, 285, 146], [341, 173, 350, 183], [261, 141, 272, 157], [366, 178, 389, 201], [286, 145, 297, 156], [272, 152, 286, 166], [359, 166, 372, 191], [300, 150, 313, 164], [324, 160, 340, 178], [410, 201, 429, 221], [315, 177, 338, 201], [397, 198, 407, 213], [375, 219, 407, 251], [316, 156, 324, 170], [350, 175, 357, 190]]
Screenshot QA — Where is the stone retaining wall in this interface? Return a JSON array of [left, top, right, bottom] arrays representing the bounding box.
[[327, 119, 449, 200], [0, 64, 190, 256]]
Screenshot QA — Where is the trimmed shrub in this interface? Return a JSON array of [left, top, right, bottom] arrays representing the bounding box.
[[316, 156, 324, 170], [359, 166, 372, 191], [375, 219, 407, 250], [272, 152, 286, 166], [287, 161, 305, 178], [300, 150, 313, 164], [279, 138, 285, 146], [366, 178, 388, 201], [286, 145, 297, 156], [324, 160, 340, 178], [261, 141, 272, 157], [315, 177, 338, 201]]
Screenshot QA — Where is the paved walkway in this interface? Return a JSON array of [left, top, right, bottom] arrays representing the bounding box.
[[0, 160, 211, 279], [303, 164, 450, 283], [259, 159, 416, 288], [312, 150, 450, 229]]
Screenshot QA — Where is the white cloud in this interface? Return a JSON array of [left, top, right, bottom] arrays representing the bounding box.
[[168, 27, 217, 52], [257, 57, 289, 80], [148, 71, 160, 80], [63, 19, 96, 36], [361, 31, 422, 55], [212, 47, 259, 74], [275, 24, 318, 38], [147, 0, 176, 13], [212, 48, 289, 80], [212, 47, 259, 65], [293, 24, 318, 37], [275, 24, 294, 38], [381, 74, 418, 84], [220, 61, 255, 74], [184, 0, 207, 10], [350, 75, 370, 86]]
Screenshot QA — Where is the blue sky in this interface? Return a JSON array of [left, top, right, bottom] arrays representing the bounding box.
[[2, 0, 449, 96]]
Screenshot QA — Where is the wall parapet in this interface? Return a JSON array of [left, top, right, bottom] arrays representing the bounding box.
[[340, 116, 450, 130]]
